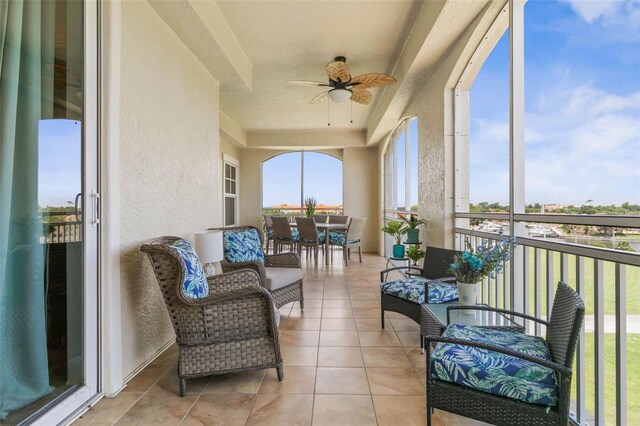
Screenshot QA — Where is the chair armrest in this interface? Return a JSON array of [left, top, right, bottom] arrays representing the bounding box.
[[380, 266, 423, 282], [425, 335, 572, 377], [220, 259, 267, 282], [206, 269, 262, 293], [265, 252, 301, 268], [445, 305, 551, 327]]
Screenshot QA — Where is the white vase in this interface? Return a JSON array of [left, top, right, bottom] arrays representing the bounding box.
[[457, 282, 478, 314]]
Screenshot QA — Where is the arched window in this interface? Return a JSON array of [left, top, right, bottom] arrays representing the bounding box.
[[383, 117, 418, 255], [262, 151, 343, 217]]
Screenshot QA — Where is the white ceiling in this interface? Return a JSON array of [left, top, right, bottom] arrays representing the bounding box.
[[217, 1, 424, 132]]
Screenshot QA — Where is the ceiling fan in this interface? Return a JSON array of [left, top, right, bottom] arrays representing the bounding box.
[[287, 56, 396, 105]]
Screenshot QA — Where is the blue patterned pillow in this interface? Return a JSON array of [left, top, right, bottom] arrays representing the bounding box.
[[167, 239, 209, 299], [430, 324, 558, 406], [223, 228, 265, 264]]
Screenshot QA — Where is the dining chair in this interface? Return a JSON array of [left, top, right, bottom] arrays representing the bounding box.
[[329, 217, 365, 266], [272, 216, 299, 253], [328, 215, 349, 224], [295, 217, 325, 264], [263, 214, 277, 254], [313, 214, 329, 224]]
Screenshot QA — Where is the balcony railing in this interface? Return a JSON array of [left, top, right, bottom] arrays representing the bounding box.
[[40, 211, 82, 243], [454, 225, 639, 425]]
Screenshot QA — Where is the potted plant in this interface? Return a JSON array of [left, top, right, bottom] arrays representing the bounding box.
[[304, 197, 317, 218], [380, 220, 408, 258], [448, 235, 515, 313], [401, 214, 427, 244], [406, 245, 425, 267]]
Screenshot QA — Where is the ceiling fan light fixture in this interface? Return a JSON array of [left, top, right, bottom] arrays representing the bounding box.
[[328, 88, 351, 103]]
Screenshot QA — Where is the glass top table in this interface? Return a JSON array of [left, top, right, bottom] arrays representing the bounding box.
[[420, 302, 525, 338]]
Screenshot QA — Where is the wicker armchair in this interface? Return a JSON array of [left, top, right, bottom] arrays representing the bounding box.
[[426, 281, 585, 426], [211, 226, 304, 309], [140, 237, 283, 396], [380, 246, 460, 351]]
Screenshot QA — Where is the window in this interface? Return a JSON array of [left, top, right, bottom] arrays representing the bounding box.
[[383, 117, 418, 255], [262, 151, 342, 217], [224, 156, 239, 226]]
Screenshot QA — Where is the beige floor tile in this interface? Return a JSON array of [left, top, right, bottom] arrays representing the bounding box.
[[74, 393, 143, 426], [115, 386, 196, 425], [389, 318, 420, 331], [154, 368, 211, 396], [322, 299, 351, 308], [294, 299, 323, 308], [356, 318, 386, 331], [279, 330, 320, 346], [385, 311, 409, 319], [121, 363, 171, 393], [312, 395, 377, 426], [181, 394, 255, 426], [320, 317, 357, 330], [317, 347, 364, 367], [259, 366, 316, 394], [405, 347, 426, 370], [373, 395, 428, 426], [203, 370, 266, 394], [361, 347, 413, 368], [358, 331, 402, 346], [436, 410, 492, 425], [396, 331, 421, 347], [353, 308, 382, 319], [315, 367, 370, 395], [280, 346, 318, 367], [350, 299, 380, 308], [246, 394, 314, 426], [304, 292, 325, 300], [349, 292, 378, 300], [281, 317, 322, 331], [323, 291, 350, 300], [150, 344, 179, 367], [319, 330, 360, 346], [366, 367, 424, 395], [321, 308, 354, 318], [289, 308, 322, 318]]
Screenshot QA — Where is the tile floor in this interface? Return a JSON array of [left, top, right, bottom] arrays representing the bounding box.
[[74, 253, 484, 425]]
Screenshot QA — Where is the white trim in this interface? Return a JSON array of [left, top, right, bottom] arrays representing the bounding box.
[[223, 154, 239, 227]]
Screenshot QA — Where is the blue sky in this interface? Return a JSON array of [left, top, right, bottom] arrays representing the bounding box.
[[470, 0, 640, 206]]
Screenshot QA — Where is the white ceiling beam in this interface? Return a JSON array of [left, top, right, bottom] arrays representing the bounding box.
[[247, 130, 366, 150], [220, 111, 248, 147]]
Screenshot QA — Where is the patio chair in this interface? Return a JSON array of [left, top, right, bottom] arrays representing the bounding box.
[[379, 246, 460, 350], [212, 225, 304, 309], [426, 281, 585, 426], [328, 217, 365, 266], [272, 216, 299, 253], [140, 237, 284, 396], [295, 217, 325, 264], [328, 214, 349, 224], [313, 214, 329, 223], [263, 214, 275, 254]]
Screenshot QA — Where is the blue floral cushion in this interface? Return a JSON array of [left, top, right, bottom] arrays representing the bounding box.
[[167, 239, 209, 299], [223, 229, 265, 264], [302, 231, 325, 243], [266, 230, 273, 238], [431, 324, 558, 406], [277, 229, 300, 242], [381, 277, 458, 304], [329, 231, 359, 245]]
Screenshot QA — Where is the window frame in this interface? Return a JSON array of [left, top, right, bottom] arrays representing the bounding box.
[[223, 153, 239, 227]]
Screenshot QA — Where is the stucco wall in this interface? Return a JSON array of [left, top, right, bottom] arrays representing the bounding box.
[[118, 1, 222, 378], [343, 148, 379, 252]]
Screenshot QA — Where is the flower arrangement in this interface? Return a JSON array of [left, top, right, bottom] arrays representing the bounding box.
[[449, 235, 515, 284]]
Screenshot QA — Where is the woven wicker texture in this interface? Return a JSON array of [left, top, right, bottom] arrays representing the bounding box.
[[140, 236, 283, 395]]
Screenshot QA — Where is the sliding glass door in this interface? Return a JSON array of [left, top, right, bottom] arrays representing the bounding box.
[[0, 1, 98, 424]]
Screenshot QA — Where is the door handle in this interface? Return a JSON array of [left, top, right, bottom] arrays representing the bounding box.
[[92, 191, 100, 227], [74, 192, 82, 222]]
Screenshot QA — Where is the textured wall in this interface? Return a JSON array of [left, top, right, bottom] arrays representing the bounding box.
[[119, 1, 222, 378]]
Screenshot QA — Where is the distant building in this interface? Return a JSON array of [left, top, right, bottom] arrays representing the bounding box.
[[267, 203, 343, 213], [543, 204, 565, 212]]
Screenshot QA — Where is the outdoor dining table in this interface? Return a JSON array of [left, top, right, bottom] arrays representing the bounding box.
[[290, 222, 348, 265]]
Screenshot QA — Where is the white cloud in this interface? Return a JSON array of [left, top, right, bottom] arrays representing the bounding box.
[[563, 0, 621, 23]]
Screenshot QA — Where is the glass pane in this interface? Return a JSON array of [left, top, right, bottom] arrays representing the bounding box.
[[262, 152, 302, 215], [230, 164, 236, 180], [408, 119, 419, 211], [302, 152, 343, 214], [230, 180, 236, 195], [225, 179, 231, 194], [0, 1, 85, 422], [469, 29, 510, 212], [396, 129, 406, 210]]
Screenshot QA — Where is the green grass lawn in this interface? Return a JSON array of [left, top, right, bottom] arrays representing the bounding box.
[[578, 333, 639, 425]]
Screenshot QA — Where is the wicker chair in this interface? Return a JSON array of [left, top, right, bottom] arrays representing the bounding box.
[[313, 214, 329, 224], [328, 217, 365, 266], [272, 216, 299, 253], [380, 246, 460, 351], [263, 214, 275, 254], [212, 225, 304, 309], [426, 281, 585, 426], [295, 217, 324, 264], [140, 236, 283, 396], [328, 215, 349, 224]]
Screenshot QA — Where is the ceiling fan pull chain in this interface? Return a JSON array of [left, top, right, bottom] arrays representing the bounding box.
[[327, 98, 331, 126], [350, 101, 353, 124]]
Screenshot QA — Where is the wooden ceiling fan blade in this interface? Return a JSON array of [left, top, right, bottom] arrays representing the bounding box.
[[310, 91, 329, 104], [348, 73, 396, 90], [287, 80, 331, 86], [326, 61, 350, 83], [350, 89, 372, 105]]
